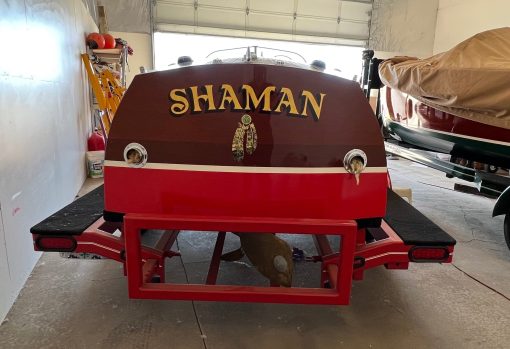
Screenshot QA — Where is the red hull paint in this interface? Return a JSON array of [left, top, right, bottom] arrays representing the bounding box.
[[384, 87, 510, 143], [104, 166, 388, 220]]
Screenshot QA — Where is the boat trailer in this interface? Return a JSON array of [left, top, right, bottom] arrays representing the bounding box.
[[31, 54, 455, 305], [31, 185, 455, 305]]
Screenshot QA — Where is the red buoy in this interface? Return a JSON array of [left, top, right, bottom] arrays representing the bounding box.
[[86, 32, 105, 49], [87, 128, 106, 151], [103, 34, 116, 49]]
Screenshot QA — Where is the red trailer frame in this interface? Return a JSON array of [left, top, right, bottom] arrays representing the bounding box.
[[32, 208, 454, 305], [125, 214, 357, 304]]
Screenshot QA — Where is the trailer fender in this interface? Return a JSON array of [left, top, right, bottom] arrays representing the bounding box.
[[493, 186, 510, 217]]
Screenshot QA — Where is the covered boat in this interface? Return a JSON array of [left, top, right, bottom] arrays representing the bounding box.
[[378, 28, 510, 169], [375, 29, 510, 250]]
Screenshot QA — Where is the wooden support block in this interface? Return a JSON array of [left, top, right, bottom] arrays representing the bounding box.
[[392, 187, 412, 204], [97, 5, 108, 34]]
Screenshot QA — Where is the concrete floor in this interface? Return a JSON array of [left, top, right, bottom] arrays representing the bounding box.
[[1, 159, 509, 349]]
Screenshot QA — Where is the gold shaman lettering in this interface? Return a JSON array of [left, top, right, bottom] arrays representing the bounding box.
[[301, 91, 326, 120], [219, 84, 242, 110], [168, 89, 189, 115], [242, 85, 275, 112], [189, 85, 216, 112], [168, 84, 326, 119]]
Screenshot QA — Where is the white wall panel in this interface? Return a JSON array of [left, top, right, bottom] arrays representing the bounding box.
[[250, 0, 295, 14], [340, 1, 372, 21], [110, 31, 153, 87], [296, 0, 337, 18], [369, 0, 439, 57], [295, 17, 339, 37], [200, 0, 244, 9], [198, 7, 246, 29], [156, 1, 195, 25], [0, 212, 9, 322], [155, 0, 372, 46], [434, 0, 510, 53], [248, 12, 294, 33], [339, 21, 370, 38], [0, 0, 97, 323]]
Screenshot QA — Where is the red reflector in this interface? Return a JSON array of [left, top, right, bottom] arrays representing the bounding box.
[[409, 247, 448, 262], [36, 237, 76, 251]]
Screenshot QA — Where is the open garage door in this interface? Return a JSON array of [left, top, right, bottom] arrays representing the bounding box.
[[154, 0, 372, 46]]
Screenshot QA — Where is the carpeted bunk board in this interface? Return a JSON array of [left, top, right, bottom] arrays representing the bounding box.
[[30, 185, 456, 247], [31, 185, 104, 236], [384, 189, 456, 246]]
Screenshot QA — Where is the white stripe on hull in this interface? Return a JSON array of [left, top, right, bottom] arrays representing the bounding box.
[[104, 161, 388, 174]]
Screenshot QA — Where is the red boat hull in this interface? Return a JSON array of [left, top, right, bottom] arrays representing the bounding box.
[[104, 63, 388, 223], [104, 164, 388, 221], [381, 87, 510, 168]]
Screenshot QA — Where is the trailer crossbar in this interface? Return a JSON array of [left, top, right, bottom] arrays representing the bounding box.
[[124, 214, 358, 305]]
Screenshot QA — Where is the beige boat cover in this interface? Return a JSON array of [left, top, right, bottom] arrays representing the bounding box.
[[379, 27, 510, 130]]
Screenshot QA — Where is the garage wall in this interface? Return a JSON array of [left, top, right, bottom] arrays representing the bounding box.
[[109, 32, 153, 87], [0, 0, 96, 323], [369, 0, 439, 58], [434, 0, 510, 53]]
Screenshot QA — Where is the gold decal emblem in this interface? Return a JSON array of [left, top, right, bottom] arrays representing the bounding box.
[[232, 114, 258, 162]]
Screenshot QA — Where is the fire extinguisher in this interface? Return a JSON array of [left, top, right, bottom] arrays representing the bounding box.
[[87, 128, 106, 151]]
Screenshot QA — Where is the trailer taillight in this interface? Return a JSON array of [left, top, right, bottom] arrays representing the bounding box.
[[409, 247, 449, 262], [35, 236, 77, 252]]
